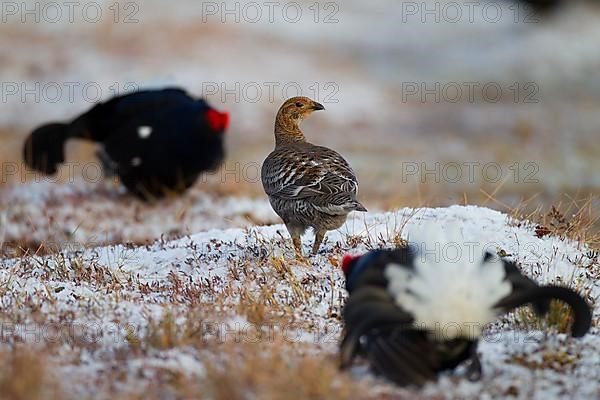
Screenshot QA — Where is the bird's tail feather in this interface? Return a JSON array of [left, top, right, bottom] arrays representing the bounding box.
[[23, 123, 69, 175], [494, 285, 592, 337], [340, 287, 413, 369], [367, 332, 436, 386]]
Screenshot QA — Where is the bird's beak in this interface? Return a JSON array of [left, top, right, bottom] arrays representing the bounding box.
[[311, 101, 325, 111]]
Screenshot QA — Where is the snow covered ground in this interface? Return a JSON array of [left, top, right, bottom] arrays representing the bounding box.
[[0, 179, 279, 255], [0, 1, 599, 398], [0, 184, 598, 399]]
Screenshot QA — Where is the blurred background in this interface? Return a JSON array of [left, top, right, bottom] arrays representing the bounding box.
[[1, 0, 599, 251]]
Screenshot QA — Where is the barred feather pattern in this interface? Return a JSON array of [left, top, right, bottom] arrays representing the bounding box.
[[262, 143, 365, 231]]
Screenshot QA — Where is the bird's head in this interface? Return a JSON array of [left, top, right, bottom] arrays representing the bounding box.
[[341, 253, 362, 277], [278, 96, 325, 121], [275, 96, 324, 133]]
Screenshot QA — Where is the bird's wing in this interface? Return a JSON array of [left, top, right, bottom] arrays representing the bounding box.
[[84, 88, 191, 120], [339, 286, 414, 368], [112, 88, 203, 117], [262, 145, 359, 203], [71, 88, 204, 142], [366, 330, 439, 386]]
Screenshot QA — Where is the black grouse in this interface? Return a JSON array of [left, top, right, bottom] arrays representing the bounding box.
[[23, 88, 229, 200], [261, 97, 366, 256], [517, 0, 563, 13], [339, 226, 592, 386]]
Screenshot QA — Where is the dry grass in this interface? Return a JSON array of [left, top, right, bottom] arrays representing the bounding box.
[[107, 341, 371, 400], [501, 195, 600, 332], [202, 341, 365, 400], [0, 346, 61, 400], [510, 349, 580, 373], [515, 297, 595, 335], [479, 192, 599, 333], [0, 186, 598, 398], [510, 194, 600, 250]]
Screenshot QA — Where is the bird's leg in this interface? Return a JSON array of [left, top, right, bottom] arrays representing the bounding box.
[[292, 235, 303, 256], [285, 223, 304, 257], [465, 341, 482, 381], [312, 230, 325, 255]]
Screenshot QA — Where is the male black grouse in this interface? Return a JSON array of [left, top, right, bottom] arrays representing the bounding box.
[[339, 225, 592, 386], [23, 88, 229, 200]]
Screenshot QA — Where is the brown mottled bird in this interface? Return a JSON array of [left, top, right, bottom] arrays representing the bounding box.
[[261, 97, 367, 255]]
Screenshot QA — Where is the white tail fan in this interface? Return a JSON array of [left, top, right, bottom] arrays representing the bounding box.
[[385, 221, 511, 339]]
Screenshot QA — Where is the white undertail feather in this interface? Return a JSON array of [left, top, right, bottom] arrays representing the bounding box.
[[384, 222, 511, 340]]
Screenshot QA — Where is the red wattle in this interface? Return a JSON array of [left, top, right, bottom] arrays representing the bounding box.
[[341, 253, 362, 274], [206, 109, 229, 133]]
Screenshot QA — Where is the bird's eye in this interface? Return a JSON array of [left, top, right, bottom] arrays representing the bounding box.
[[295, 102, 304, 108]]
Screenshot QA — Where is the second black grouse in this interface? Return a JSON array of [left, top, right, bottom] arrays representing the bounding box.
[[23, 88, 229, 200], [339, 224, 592, 386]]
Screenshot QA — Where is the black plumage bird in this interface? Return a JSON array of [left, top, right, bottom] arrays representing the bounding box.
[[23, 88, 229, 200], [511, 0, 600, 15], [339, 227, 592, 387], [516, 0, 563, 13]]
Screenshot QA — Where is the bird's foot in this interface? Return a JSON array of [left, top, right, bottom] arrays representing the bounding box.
[[311, 231, 325, 256], [294, 252, 308, 262], [292, 237, 305, 259], [465, 355, 482, 381]]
